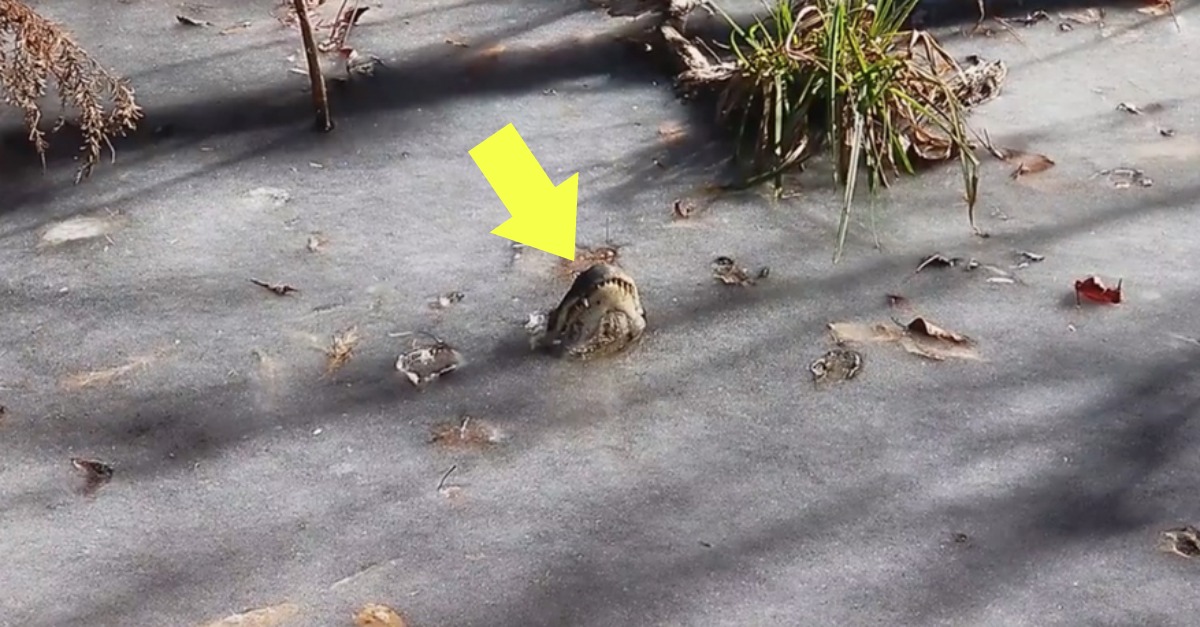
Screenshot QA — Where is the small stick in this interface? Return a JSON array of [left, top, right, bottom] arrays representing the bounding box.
[[458, 416, 471, 440], [436, 464, 458, 492], [292, 0, 334, 132]]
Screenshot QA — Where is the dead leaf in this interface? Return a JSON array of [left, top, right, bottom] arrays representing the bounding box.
[[1074, 276, 1123, 305], [1138, 0, 1173, 16], [1001, 150, 1055, 178], [672, 198, 697, 219], [430, 416, 501, 450], [1096, 167, 1153, 189], [62, 354, 154, 389], [199, 603, 300, 627], [898, 337, 980, 361], [1121, 101, 1165, 115], [325, 327, 361, 375], [306, 234, 328, 253], [1159, 127, 1176, 137], [559, 245, 619, 276], [176, 14, 212, 27], [907, 317, 973, 345], [71, 457, 113, 496], [711, 256, 762, 286], [905, 124, 956, 161], [1059, 8, 1103, 24], [915, 253, 962, 272], [250, 278, 299, 296], [219, 21, 253, 35], [1018, 251, 1045, 263], [444, 37, 470, 48], [1006, 10, 1050, 26], [828, 322, 904, 344], [396, 337, 462, 389], [828, 319, 980, 361], [354, 604, 408, 627], [430, 291, 465, 309], [1159, 526, 1200, 558], [657, 120, 688, 145]]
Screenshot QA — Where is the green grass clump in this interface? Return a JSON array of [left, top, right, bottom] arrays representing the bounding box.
[[708, 0, 981, 261]]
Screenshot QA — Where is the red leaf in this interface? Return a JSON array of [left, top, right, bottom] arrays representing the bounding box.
[[1074, 276, 1123, 305]]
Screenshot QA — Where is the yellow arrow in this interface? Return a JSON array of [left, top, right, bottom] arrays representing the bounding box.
[[470, 123, 578, 261]]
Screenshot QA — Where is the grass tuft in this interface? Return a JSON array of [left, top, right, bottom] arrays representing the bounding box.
[[707, 0, 983, 261]]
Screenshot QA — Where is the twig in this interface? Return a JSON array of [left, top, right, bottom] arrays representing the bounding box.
[[292, 0, 334, 132], [436, 464, 458, 492], [974, 128, 1008, 160], [1167, 1, 1182, 33]]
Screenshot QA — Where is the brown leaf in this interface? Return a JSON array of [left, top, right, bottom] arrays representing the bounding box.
[[430, 416, 501, 450], [1138, 0, 1173, 16], [71, 457, 114, 497], [898, 317, 980, 361], [1002, 150, 1055, 178], [672, 198, 696, 219], [306, 234, 328, 253], [324, 326, 361, 375], [430, 291, 465, 309], [250, 278, 299, 296], [657, 120, 688, 145], [827, 322, 904, 344], [1160, 526, 1200, 559], [915, 253, 962, 272], [559, 245, 619, 277], [898, 336, 981, 361], [176, 14, 211, 27], [219, 21, 253, 35], [1008, 10, 1050, 25], [907, 317, 972, 345], [1074, 276, 1123, 305], [906, 124, 955, 161], [711, 256, 761, 286], [1059, 8, 1103, 23], [354, 604, 408, 627], [200, 603, 300, 627], [1117, 102, 1143, 115], [396, 338, 463, 389], [829, 319, 980, 361]]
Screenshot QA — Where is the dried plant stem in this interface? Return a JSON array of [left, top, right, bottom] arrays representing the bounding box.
[[0, 0, 142, 179], [292, 0, 333, 132], [436, 465, 458, 492]]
